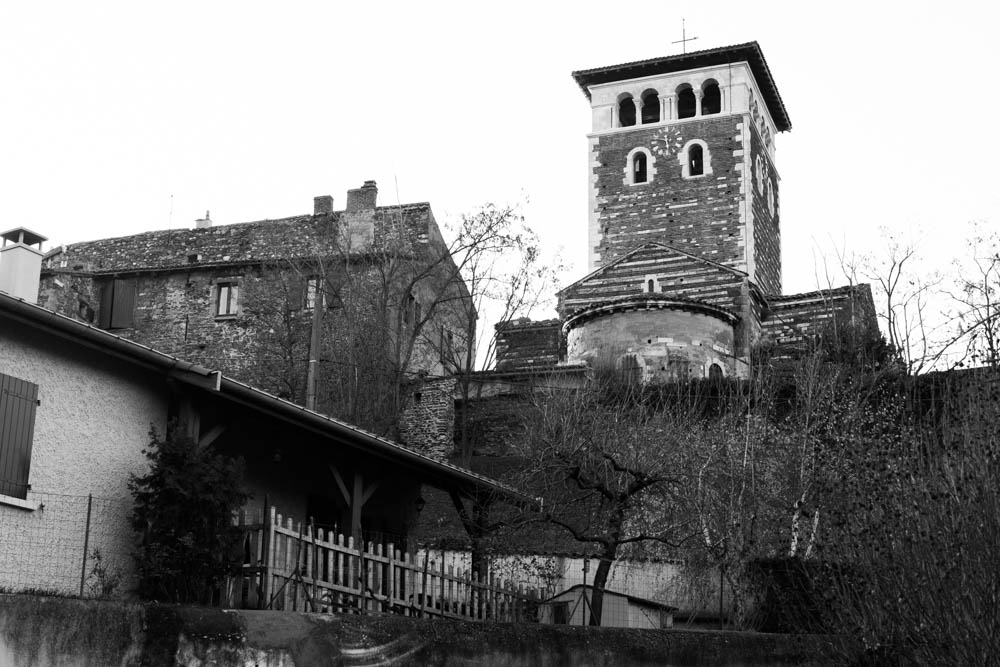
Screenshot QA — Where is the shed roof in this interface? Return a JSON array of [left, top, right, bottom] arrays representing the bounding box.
[[543, 584, 678, 612]]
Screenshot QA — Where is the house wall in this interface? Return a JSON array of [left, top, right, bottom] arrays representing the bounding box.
[[0, 319, 169, 594]]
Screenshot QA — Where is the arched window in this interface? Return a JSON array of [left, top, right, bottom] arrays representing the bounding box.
[[626, 147, 656, 185], [641, 91, 660, 124], [689, 144, 704, 176], [708, 363, 723, 380], [702, 80, 721, 115], [677, 85, 696, 119], [633, 152, 647, 183], [647, 279, 655, 292], [618, 96, 636, 127]]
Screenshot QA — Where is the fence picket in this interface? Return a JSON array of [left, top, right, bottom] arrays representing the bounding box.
[[222, 507, 538, 622]]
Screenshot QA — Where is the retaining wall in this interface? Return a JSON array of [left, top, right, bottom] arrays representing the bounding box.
[[0, 594, 839, 666]]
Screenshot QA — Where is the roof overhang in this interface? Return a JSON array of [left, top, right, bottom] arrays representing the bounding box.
[[572, 41, 791, 132], [0, 292, 533, 507], [564, 296, 739, 333]]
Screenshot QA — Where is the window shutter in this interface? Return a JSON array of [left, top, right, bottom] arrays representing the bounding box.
[[98, 281, 114, 329], [110, 278, 136, 328], [0, 373, 39, 499]]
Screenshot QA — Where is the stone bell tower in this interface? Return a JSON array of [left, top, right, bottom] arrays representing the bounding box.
[[571, 41, 791, 296]]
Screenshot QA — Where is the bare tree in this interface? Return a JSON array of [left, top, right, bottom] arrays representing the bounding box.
[[514, 369, 701, 626], [950, 222, 1000, 368]]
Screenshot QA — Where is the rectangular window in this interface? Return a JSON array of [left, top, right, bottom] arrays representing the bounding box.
[[440, 326, 453, 364], [97, 278, 136, 329], [216, 282, 239, 317], [304, 277, 322, 311], [552, 601, 569, 625], [0, 372, 39, 500]]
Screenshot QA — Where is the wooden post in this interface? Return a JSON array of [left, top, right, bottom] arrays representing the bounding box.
[[78, 494, 93, 597], [420, 551, 429, 618]]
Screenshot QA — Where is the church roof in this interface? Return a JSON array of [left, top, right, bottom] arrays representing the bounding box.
[[571, 41, 791, 132], [557, 242, 748, 319]]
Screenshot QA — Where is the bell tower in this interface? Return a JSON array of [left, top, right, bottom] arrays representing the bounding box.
[[572, 42, 790, 296]]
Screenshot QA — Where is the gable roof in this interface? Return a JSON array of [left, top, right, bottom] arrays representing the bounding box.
[[571, 41, 791, 132], [558, 243, 747, 319], [42, 203, 434, 274], [0, 290, 528, 504]]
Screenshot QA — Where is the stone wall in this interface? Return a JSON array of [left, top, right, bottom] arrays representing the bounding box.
[[398, 377, 457, 461], [494, 318, 564, 371], [0, 595, 841, 666], [566, 307, 737, 380]]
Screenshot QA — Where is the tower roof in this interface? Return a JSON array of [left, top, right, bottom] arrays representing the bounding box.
[[572, 41, 791, 132]]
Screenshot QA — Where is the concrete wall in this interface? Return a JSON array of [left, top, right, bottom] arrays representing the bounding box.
[[0, 320, 168, 593], [0, 595, 841, 666]]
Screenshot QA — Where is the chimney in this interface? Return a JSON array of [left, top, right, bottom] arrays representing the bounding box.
[[0, 227, 47, 302], [195, 211, 212, 229], [314, 195, 334, 216], [345, 180, 378, 212]]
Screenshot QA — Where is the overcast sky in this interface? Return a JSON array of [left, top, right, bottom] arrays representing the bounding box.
[[2, 0, 997, 307]]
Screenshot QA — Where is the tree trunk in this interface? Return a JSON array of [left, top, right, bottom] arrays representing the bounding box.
[[589, 549, 615, 626]]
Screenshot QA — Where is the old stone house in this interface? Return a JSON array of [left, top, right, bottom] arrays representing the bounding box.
[[35, 181, 469, 458]]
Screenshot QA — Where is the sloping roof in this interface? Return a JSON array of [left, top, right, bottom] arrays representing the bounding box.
[[42, 203, 433, 274], [0, 290, 529, 504], [572, 41, 791, 132], [557, 243, 746, 322], [543, 584, 678, 612]]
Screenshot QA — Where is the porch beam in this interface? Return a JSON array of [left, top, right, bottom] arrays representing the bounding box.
[[198, 423, 227, 448], [328, 464, 351, 505]]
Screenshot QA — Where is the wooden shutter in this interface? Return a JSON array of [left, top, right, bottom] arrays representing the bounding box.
[[98, 280, 114, 329], [110, 278, 136, 329], [0, 373, 39, 499]]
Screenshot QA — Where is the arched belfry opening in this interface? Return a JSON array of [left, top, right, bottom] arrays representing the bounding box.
[[702, 80, 721, 115], [641, 91, 660, 124], [677, 85, 696, 119], [618, 96, 636, 127]]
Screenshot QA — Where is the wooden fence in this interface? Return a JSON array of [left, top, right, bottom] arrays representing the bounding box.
[[221, 507, 540, 623]]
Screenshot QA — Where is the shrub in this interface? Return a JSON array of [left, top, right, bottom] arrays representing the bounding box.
[[129, 423, 248, 604]]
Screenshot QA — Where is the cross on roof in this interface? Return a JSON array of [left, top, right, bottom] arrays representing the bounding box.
[[671, 19, 698, 54]]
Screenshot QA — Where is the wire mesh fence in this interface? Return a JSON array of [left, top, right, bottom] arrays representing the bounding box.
[[0, 490, 133, 597]]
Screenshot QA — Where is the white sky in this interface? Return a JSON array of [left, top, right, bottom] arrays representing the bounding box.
[[2, 0, 998, 307]]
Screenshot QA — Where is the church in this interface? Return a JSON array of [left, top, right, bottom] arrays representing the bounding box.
[[495, 42, 876, 379]]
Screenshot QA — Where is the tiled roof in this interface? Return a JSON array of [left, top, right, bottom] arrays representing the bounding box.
[[43, 203, 433, 274]]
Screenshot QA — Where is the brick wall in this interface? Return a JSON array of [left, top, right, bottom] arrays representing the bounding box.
[[494, 319, 564, 371], [748, 122, 781, 295], [591, 116, 747, 275], [761, 285, 878, 353]]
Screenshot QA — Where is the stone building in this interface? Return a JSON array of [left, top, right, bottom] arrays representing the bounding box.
[[496, 42, 877, 377], [35, 181, 470, 459]]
